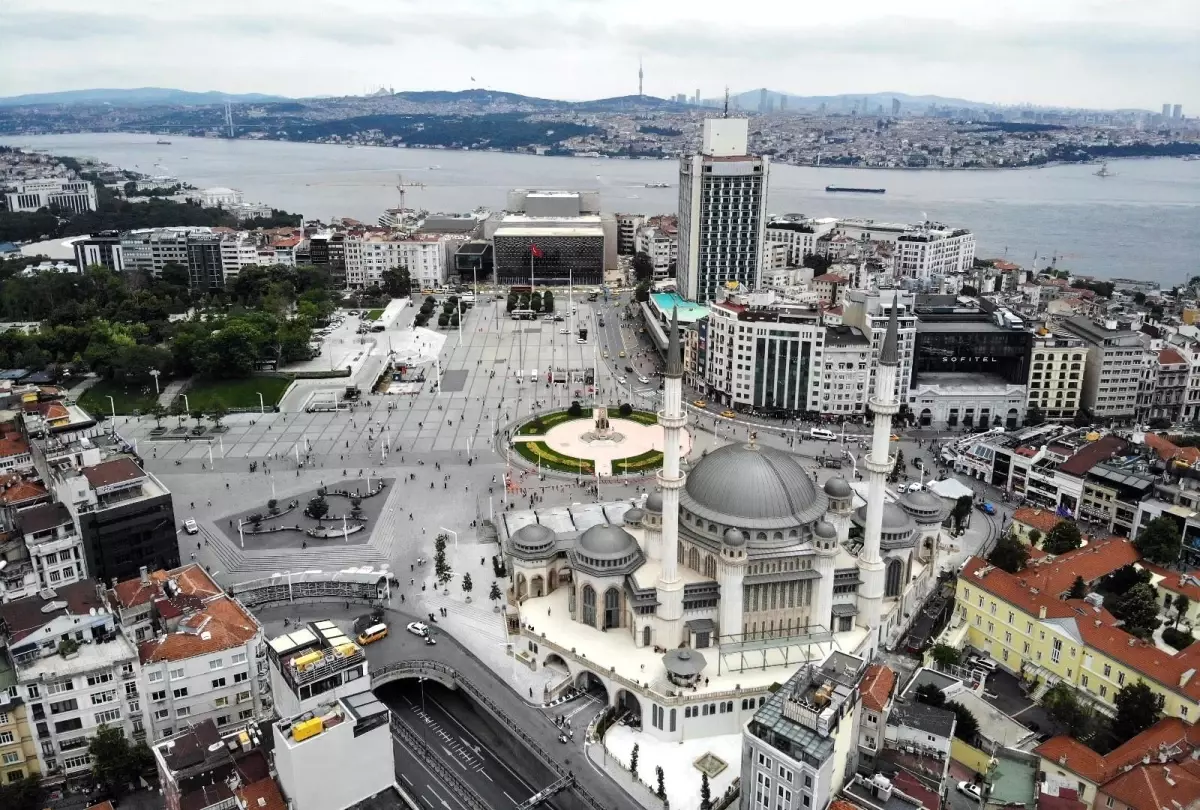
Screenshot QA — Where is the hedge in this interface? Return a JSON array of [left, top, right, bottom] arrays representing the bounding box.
[[1163, 626, 1194, 650], [513, 440, 594, 474], [612, 449, 664, 475]]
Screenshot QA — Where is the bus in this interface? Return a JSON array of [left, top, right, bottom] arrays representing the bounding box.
[[357, 623, 389, 646], [511, 309, 536, 320]]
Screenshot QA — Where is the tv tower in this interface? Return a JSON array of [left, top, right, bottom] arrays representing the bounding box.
[[638, 57, 644, 97]]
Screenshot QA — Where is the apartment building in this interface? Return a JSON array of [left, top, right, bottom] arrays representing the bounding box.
[[0, 502, 85, 603], [0, 581, 141, 779], [265, 621, 369, 719], [812, 273, 849, 307], [822, 326, 872, 416], [0, 682, 39, 784], [1151, 347, 1190, 422], [4, 179, 98, 214], [954, 542, 1200, 723], [1077, 463, 1154, 538], [107, 565, 264, 740], [615, 213, 645, 255], [634, 219, 679, 279], [700, 290, 823, 413], [50, 456, 179, 585], [842, 290, 917, 402], [1059, 317, 1146, 423], [765, 217, 837, 266], [1028, 331, 1087, 422], [677, 119, 770, 303], [893, 227, 976, 283], [218, 231, 259, 284], [344, 233, 446, 290], [72, 232, 125, 273], [154, 720, 281, 810], [739, 652, 867, 810], [855, 664, 896, 774]]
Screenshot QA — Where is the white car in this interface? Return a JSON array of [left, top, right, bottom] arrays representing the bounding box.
[[406, 622, 429, 637], [559, 328, 570, 335], [183, 519, 199, 535], [957, 781, 982, 801], [617, 376, 628, 385], [637, 375, 650, 384]]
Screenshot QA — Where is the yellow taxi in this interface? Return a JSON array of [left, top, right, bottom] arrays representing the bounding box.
[[618, 350, 626, 357], [890, 434, 901, 442], [602, 350, 609, 358], [721, 410, 736, 419], [692, 399, 707, 408]]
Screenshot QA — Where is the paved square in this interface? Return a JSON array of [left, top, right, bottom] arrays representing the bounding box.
[[213, 477, 394, 550]]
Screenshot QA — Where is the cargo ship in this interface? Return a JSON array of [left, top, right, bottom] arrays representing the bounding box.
[[825, 185, 885, 194]]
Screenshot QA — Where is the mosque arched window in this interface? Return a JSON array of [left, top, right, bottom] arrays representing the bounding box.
[[885, 559, 903, 598], [688, 547, 701, 571], [704, 555, 716, 579], [581, 585, 597, 627]]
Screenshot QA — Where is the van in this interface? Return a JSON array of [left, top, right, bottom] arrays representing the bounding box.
[[809, 428, 837, 441], [357, 623, 388, 646], [974, 658, 999, 673]]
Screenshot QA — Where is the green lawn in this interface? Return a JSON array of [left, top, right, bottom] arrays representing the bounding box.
[[177, 376, 293, 412], [78, 379, 162, 416], [366, 309, 384, 321], [612, 449, 665, 475], [512, 439, 594, 474]]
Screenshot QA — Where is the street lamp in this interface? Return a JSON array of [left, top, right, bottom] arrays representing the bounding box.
[[257, 392, 265, 414], [148, 368, 161, 395], [106, 395, 116, 432], [182, 394, 190, 413]]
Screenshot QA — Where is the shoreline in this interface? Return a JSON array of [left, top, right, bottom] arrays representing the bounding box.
[[8, 130, 1198, 172]]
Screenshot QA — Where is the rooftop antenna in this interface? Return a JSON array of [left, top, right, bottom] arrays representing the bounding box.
[[723, 87, 730, 118], [638, 56, 644, 97]]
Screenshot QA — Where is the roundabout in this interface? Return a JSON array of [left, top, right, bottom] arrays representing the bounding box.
[[512, 405, 692, 476]]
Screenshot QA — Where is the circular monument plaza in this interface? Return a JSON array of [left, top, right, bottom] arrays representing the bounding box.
[[512, 405, 692, 477]]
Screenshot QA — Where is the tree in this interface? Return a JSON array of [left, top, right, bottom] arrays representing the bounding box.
[[1174, 593, 1191, 627], [207, 401, 228, 429], [1112, 681, 1164, 744], [89, 724, 153, 798], [305, 495, 329, 525], [930, 643, 962, 669], [1135, 516, 1183, 564], [1101, 563, 1152, 596], [632, 251, 654, 283], [946, 700, 980, 743], [988, 533, 1030, 574], [618, 402, 633, 417], [1042, 683, 1093, 737], [148, 402, 167, 428], [435, 533, 452, 585], [1068, 575, 1087, 599], [490, 581, 502, 603], [1111, 582, 1161, 638], [381, 266, 412, 298], [700, 771, 712, 810], [656, 766, 666, 801], [462, 572, 473, 594], [1043, 521, 1083, 555], [951, 495, 972, 532], [630, 742, 639, 780], [888, 449, 905, 482], [1027, 528, 1042, 548], [1025, 404, 1044, 427], [542, 290, 554, 313], [0, 774, 43, 810], [635, 281, 651, 303], [568, 400, 583, 418], [914, 682, 946, 708], [438, 312, 450, 327]]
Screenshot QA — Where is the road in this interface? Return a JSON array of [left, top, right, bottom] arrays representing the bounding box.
[[254, 604, 640, 810]]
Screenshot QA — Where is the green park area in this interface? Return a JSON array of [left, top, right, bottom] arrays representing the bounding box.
[[177, 376, 292, 412], [366, 309, 384, 321], [612, 449, 665, 474], [78, 378, 162, 416], [513, 440, 594, 474]]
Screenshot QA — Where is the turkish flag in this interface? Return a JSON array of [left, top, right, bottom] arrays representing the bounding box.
[[530, 243, 543, 258]]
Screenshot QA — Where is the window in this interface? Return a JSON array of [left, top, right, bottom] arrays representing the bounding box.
[[151, 690, 166, 702], [154, 709, 169, 721], [0, 712, 7, 725], [173, 688, 188, 699], [49, 699, 78, 715], [59, 736, 88, 752], [1100, 686, 1108, 698], [86, 673, 113, 687], [236, 691, 251, 704], [231, 652, 247, 665], [0, 731, 12, 745], [1103, 664, 1111, 677], [778, 765, 793, 782], [148, 670, 163, 683], [176, 707, 191, 718], [234, 672, 248, 684], [91, 690, 115, 706], [63, 754, 91, 771], [238, 709, 253, 720], [1082, 675, 1089, 688], [209, 658, 224, 671], [1051, 638, 1062, 664], [2, 751, 20, 765], [215, 697, 229, 708], [1117, 671, 1125, 685], [211, 678, 226, 689], [169, 667, 185, 680]]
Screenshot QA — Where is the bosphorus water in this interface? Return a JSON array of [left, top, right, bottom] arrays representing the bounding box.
[[6, 133, 1199, 283]]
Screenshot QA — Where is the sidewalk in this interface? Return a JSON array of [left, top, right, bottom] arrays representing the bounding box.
[[158, 378, 188, 407]]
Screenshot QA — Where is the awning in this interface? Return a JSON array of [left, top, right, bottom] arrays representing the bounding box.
[[685, 619, 715, 633], [831, 603, 859, 617]]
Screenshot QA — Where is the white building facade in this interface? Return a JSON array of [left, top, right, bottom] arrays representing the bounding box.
[[345, 234, 447, 290], [4, 179, 98, 214]]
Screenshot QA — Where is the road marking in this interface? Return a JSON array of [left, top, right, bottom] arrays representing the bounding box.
[[401, 774, 414, 786], [503, 791, 516, 804], [443, 745, 468, 770], [420, 798, 432, 808], [426, 785, 446, 805], [480, 769, 493, 782]]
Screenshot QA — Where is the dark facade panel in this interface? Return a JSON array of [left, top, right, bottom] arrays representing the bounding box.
[[79, 494, 180, 584], [494, 234, 603, 286], [913, 327, 1031, 384]]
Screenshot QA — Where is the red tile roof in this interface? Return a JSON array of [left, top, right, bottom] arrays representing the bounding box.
[[859, 664, 895, 712], [109, 564, 221, 610], [82, 457, 144, 489], [1037, 788, 1086, 810], [1144, 432, 1200, 467], [0, 435, 29, 458], [1036, 736, 1109, 783], [1102, 758, 1200, 810], [1140, 562, 1200, 603], [813, 273, 849, 283], [138, 596, 259, 664], [1037, 717, 1200, 786], [1160, 348, 1188, 366], [0, 474, 47, 506], [1058, 435, 1130, 477], [235, 778, 287, 810], [1013, 507, 1064, 536]]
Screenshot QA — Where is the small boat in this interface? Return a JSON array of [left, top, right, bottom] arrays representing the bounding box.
[[428, 165, 441, 170], [156, 139, 172, 145], [826, 185, 885, 194], [644, 182, 669, 188], [1094, 162, 1114, 177]]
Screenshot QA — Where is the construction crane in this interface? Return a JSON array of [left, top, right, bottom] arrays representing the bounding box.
[[395, 173, 425, 210]]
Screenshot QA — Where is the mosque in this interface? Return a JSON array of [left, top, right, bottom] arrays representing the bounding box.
[[501, 305, 946, 742]]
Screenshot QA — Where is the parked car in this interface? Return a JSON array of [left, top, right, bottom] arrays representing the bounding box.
[[406, 622, 429, 637], [977, 502, 996, 515], [957, 782, 982, 801], [183, 519, 199, 535]]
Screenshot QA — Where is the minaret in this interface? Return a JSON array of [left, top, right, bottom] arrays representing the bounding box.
[[858, 296, 901, 658], [655, 308, 687, 646]]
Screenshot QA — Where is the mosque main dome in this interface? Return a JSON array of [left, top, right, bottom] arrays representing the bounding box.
[[681, 442, 827, 529]]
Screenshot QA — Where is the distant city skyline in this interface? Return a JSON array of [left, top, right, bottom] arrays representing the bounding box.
[[2, 0, 1197, 112]]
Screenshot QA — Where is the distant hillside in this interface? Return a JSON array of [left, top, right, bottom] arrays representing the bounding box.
[[720, 89, 994, 113], [0, 87, 290, 107], [390, 88, 686, 112]]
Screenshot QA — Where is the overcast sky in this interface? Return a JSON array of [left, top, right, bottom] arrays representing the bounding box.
[[2, 0, 1198, 111]]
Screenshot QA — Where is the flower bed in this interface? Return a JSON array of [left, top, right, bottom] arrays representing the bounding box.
[[513, 440, 594, 474], [612, 449, 665, 474], [623, 409, 658, 426]]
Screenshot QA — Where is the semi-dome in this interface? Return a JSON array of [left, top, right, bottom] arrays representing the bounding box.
[[900, 490, 947, 521], [823, 477, 853, 499], [814, 520, 838, 539], [853, 502, 917, 533], [511, 523, 556, 554], [577, 524, 639, 558], [644, 491, 664, 513], [683, 442, 826, 528], [623, 508, 646, 525], [723, 527, 746, 547]]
